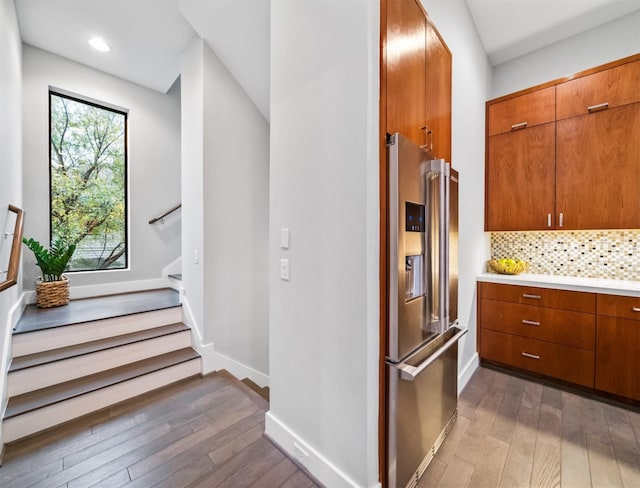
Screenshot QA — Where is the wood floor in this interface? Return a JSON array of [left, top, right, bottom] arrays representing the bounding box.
[[420, 366, 640, 488], [0, 373, 320, 488], [4, 364, 639, 488]]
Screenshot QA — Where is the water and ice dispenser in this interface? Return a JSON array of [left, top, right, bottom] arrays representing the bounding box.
[[404, 201, 425, 301]]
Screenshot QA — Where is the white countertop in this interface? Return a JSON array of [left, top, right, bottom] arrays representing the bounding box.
[[477, 273, 640, 297]]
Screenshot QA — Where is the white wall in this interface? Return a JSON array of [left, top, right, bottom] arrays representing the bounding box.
[[180, 39, 206, 360], [0, 0, 23, 443], [267, 1, 380, 487], [420, 0, 493, 389], [21, 45, 181, 294], [492, 10, 640, 99], [181, 37, 270, 384]]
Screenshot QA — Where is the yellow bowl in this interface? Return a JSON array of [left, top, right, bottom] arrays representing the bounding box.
[[488, 259, 528, 275]]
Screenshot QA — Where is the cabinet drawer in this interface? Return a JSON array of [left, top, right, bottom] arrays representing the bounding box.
[[480, 282, 596, 313], [557, 60, 640, 120], [597, 294, 640, 321], [596, 316, 640, 401], [480, 299, 595, 350], [481, 329, 594, 387], [488, 86, 555, 136]]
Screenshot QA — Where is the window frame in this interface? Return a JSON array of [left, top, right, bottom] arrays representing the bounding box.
[[48, 89, 130, 273]]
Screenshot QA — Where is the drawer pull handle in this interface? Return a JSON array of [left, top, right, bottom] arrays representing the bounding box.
[[587, 102, 609, 113], [633, 307, 640, 312], [522, 319, 540, 326], [522, 294, 541, 300], [522, 352, 540, 360], [511, 122, 528, 130]]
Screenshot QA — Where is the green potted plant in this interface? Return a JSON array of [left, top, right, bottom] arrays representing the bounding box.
[[22, 237, 76, 308]]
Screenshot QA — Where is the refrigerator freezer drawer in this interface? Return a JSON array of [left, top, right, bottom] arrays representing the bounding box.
[[386, 329, 462, 488]]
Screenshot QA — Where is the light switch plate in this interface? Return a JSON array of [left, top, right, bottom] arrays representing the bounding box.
[[280, 228, 290, 249], [280, 259, 290, 281]]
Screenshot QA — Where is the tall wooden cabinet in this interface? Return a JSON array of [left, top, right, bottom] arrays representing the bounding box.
[[485, 54, 640, 231], [385, 0, 452, 161], [380, 2, 452, 485], [425, 18, 452, 162], [385, 0, 426, 148]]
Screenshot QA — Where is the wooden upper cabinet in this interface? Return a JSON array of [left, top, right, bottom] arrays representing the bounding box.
[[425, 18, 452, 162], [486, 123, 556, 231], [488, 87, 555, 136], [386, 0, 427, 147], [385, 0, 452, 160], [557, 59, 640, 120], [556, 103, 640, 230]]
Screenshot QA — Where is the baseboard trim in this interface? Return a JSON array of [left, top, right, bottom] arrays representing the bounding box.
[[265, 412, 380, 488], [182, 295, 269, 387], [210, 349, 269, 388], [458, 352, 479, 394]]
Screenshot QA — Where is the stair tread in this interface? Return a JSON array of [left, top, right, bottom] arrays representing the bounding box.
[[5, 348, 200, 419], [9, 323, 190, 372], [14, 288, 180, 334], [216, 370, 269, 409]]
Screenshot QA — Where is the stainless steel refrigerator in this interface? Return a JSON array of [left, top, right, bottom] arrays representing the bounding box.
[[386, 133, 467, 488]]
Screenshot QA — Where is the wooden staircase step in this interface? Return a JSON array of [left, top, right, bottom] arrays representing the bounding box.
[[5, 348, 200, 419], [11, 307, 183, 358], [215, 370, 269, 409], [9, 323, 189, 372], [241, 377, 270, 402], [14, 288, 180, 334]]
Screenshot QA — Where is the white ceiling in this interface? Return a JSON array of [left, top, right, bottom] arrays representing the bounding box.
[[466, 0, 640, 66], [15, 0, 196, 93], [14, 0, 270, 119], [14, 0, 640, 120], [179, 0, 270, 120]]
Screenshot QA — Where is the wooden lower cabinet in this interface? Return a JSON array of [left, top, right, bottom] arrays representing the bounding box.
[[481, 329, 595, 388], [480, 300, 595, 350], [479, 281, 640, 402], [595, 294, 640, 401], [596, 316, 640, 401]]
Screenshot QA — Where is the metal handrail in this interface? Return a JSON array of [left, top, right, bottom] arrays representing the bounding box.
[[148, 204, 181, 224]]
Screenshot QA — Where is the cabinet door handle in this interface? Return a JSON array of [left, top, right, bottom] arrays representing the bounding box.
[[511, 122, 528, 130], [522, 319, 540, 326], [522, 294, 541, 300], [522, 352, 540, 360], [559, 212, 564, 228], [633, 307, 640, 312], [419, 126, 432, 150], [587, 102, 609, 113], [547, 213, 551, 228]]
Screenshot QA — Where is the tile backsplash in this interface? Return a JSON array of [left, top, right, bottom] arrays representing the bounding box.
[[490, 231, 640, 281]]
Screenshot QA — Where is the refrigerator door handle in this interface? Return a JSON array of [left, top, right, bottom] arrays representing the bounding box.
[[397, 327, 467, 381]]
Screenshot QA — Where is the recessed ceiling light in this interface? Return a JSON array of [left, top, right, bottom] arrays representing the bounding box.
[[89, 37, 110, 52]]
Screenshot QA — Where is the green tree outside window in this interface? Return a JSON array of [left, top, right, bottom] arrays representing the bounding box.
[[50, 92, 127, 271]]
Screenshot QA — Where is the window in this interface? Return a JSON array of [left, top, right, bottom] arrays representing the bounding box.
[[49, 91, 128, 271]]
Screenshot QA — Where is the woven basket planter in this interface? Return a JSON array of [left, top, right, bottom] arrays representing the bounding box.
[[35, 276, 69, 308]]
